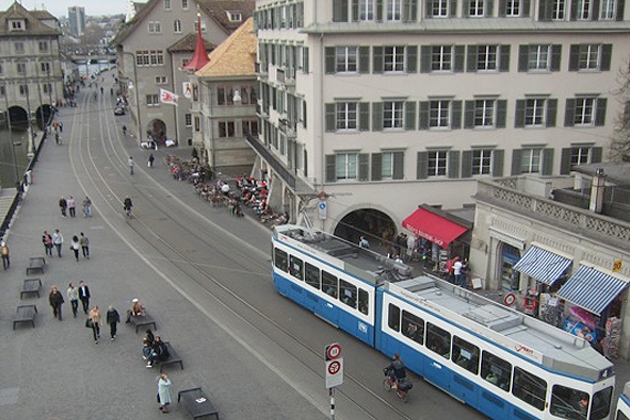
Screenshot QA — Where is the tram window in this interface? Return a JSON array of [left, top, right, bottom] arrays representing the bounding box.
[[322, 271, 338, 298], [304, 262, 320, 289], [426, 323, 451, 359], [289, 255, 304, 280], [451, 336, 479, 374], [617, 410, 630, 420], [339, 280, 357, 309], [512, 367, 547, 411], [550, 385, 589, 420], [481, 352, 512, 392], [401, 310, 424, 345], [590, 387, 613, 420], [274, 248, 288, 272], [358, 289, 369, 315], [388, 304, 400, 332]]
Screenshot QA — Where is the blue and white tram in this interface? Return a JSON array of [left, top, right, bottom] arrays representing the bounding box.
[[272, 225, 616, 420], [615, 383, 630, 420]]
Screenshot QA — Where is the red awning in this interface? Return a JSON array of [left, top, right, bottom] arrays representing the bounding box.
[[402, 208, 468, 249]]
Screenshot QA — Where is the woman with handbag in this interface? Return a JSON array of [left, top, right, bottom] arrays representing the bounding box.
[[87, 306, 102, 344], [157, 373, 172, 413]]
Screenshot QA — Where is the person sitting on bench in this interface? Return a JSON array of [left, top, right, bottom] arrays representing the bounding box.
[[126, 298, 145, 323], [146, 335, 169, 368]]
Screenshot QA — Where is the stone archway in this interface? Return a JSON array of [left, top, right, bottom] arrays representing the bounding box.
[[146, 119, 167, 143], [8, 106, 28, 129], [35, 104, 54, 130], [333, 208, 396, 253]]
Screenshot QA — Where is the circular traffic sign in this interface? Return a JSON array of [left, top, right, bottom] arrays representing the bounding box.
[[327, 344, 341, 360], [504, 293, 516, 306], [318, 191, 327, 201], [328, 360, 341, 375]]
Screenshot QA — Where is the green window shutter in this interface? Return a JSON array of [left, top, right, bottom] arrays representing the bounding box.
[[595, 98, 607, 126], [403, 0, 418, 21], [591, 147, 603, 163], [406, 46, 418, 73], [373, 46, 384, 74], [496, 100, 507, 128], [542, 148, 554, 175], [419, 101, 429, 130], [591, 0, 599, 20], [464, 100, 475, 128], [486, 0, 494, 17], [371, 153, 383, 181], [546, 99, 558, 127], [325, 104, 336, 131], [333, 0, 345, 21], [564, 99, 576, 127], [560, 148, 572, 175], [523, 0, 531, 16], [325, 155, 337, 182], [570, 0, 578, 20], [518, 45, 529, 72], [515, 99, 526, 128], [538, 0, 551, 20], [550, 45, 562, 71], [425, 0, 434, 17], [600, 44, 612, 71], [393, 152, 405, 179], [568, 45, 579, 71], [617, 0, 625, 21], [463, 0, 470, 17], [454, 45, 465, 72], [498, 0, 507, 16], [467, 46, 477, 72], [417, 152, 428, 179], [372, 102, 383, 131], [359, 46, 370, 73], [448, 150, 460, 178], [499, 45, 510, 72], [450, 0, 458, 16], [492, 149, 504, 177], [405, 101, 417, 130], [325, 47, 336, 74], [452, 100, 463, 129], [420, 46, 431, 73], [511, 149, 522, 175], [352, 0, 359, 21], [376, 0, 384, 20], [359, 153, 369, 181], [359, 102, 370, 131], [461, 150, 473, 178]]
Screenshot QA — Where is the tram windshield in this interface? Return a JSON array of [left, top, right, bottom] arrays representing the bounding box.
[[550, 385, 589, 420], [590, 387, 613, 420]]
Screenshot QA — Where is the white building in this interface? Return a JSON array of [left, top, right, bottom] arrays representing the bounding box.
[[251, 0, 630, 248]]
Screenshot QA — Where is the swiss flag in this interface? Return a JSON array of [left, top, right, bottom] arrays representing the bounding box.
[[160, 88, 179, 105]]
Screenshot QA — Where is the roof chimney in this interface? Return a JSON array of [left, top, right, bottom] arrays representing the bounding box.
[[589, 168, 605, 214]]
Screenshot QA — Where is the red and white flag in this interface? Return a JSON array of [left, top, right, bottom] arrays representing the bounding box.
[[160, 88, 179, 105]]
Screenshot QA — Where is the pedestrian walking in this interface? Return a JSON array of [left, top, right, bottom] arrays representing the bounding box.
[[157, 373, 173, 413], [1, 241, 10, 269], [49, 285, 64, 321], [106, 306, 120, 340], [128, 156, 135, 175], [80, 232, 90, 259], [59, 121, 63, 132], [78, 281, 91, 314], [122, 125, 127, 136], [67, 196, 76, 218], [59, 195, 67, 217], [87, 306, 102, 344], [82, 196, 92, 217], [42, 231, 53, 256], [52, 229, 63, 257], [70, 235, 80, 262], [67, 282, 79, 318], [148, 153, 155, 168]]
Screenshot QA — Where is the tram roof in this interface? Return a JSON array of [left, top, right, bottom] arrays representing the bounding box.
[[388, 276, 613, 381], [273, 224, 413, 284]]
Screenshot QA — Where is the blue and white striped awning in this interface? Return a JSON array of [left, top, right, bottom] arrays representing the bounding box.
[[513, 245, 572, 285], [557, 265, 629, 315]]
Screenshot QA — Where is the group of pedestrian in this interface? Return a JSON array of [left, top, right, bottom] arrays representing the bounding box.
[[51, 121, 63, 145], [140, 329, 172, 412], [59, 195, 93, 218], [42, 230, 89, 261]]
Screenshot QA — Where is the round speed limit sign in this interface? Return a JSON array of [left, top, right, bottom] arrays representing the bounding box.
[[327, 344, 341, 360]]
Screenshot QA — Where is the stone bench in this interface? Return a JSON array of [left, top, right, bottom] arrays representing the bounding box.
[[13, 304, 37, 330], [178, 387, 219, 420], [21, 278, 42, 299], [26, 257, 46, 275]]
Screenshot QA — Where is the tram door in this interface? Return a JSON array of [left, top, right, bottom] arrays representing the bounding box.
[[424, 357, 451, 392]]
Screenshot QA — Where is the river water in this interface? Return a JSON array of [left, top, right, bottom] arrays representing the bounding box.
[[0, 126, 41, 188]]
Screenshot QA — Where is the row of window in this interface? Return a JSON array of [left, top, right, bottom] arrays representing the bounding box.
[[0, 62, 52, 75], [148, 18, 208, 35], [323, 43, 612, 75], [327, 0, 624, 22], [325, 98, 607, 132], [162, 0, 188, 10], [0, 83, 55, 97], [324, 146, 602, 182], [386, 303, 612, 419], [136, 50, 164, 67], [217, 120, 259, 138], [273, 247, 370, 315], [259, 81, 307, 131], [216, 86, 258, 106], [3, 41, 50, 55], [254, 1, 305, 30], [258, 43, 310, 77]]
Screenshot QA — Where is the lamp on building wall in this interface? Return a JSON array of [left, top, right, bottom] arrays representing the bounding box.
[[232, 89, 241, 104]]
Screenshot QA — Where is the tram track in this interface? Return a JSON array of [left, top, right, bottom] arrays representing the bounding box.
[[66, 74, 446, 420]]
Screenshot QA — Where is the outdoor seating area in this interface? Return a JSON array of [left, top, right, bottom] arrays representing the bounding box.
[[178, 387, 219, 420], [158, 342, 184, 373], [128, 313, 157, 333]]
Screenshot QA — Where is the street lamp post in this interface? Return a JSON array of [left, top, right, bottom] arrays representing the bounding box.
[[9, 141, 22, 187]]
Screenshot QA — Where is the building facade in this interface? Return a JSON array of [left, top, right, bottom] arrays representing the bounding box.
[[68, 6, 86, 37], [114, 0, 254, 145], [251, 0, 630, 244], [470, 168, 630, 358], [0, 2, 63, 128]]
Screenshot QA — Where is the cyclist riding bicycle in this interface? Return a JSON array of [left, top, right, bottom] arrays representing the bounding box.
[[123, 196, 133, 217], [386, 353, 406, 383]]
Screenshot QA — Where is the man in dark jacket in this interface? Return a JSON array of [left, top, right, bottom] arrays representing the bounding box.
[[78, 281, 91, 314], [147, 336, 169, 368], [106, 306, 120, 341], [49, 285, 65, 321]]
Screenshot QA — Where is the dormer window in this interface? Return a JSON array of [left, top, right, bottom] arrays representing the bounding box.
[[10, 19, 25, 31], [228, 11, 242, 22]]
